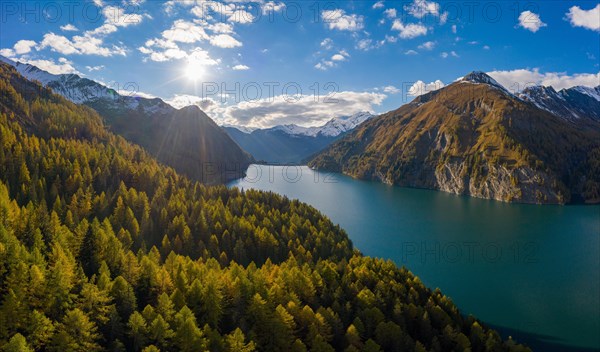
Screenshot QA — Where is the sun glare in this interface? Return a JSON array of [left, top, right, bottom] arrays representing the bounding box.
[[185, 60, 205, 81]]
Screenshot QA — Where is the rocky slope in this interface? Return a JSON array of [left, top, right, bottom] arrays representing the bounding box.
[[309, 72, 600, 204]]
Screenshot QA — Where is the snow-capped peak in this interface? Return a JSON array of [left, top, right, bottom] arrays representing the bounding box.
[[0, 55, 173, 116], [459, 71, 510, 93], [267, 111, 374, 137], [571, 85, 600, 102], [222, 124, 256, 134]]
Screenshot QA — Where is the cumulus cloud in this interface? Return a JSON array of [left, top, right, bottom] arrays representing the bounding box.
[[404, 49, 418, 55], [11, 40, 36, 55], [86, 65, 105, 72], [166, 95, 220, 112], [372, 1, 384, 9], [405, 0, 440, 18], [408, 80, 445, 96], [102, 5, 147, 27], [0, 48, 15, 58], [418, 41, 435, 50], [391, 20, 428, 38], [214, 91, 386, 127], [383, 85, 401, 94], [566, 4, 600, 31], [162, 20, 209, 43], [440, 51, 458, 58], [517, 11, 547, 32], [320, 38, 334, 49], [38, 32, 126, 57], [60, 24, 79, 32], [487, 69, 600, 91], [322, 9, 364, 31], [22, 57, 79, 75], [232, 64, 250, 70], [384, 8, 397, 18], [262, 1, 286, 15], [210, 34, 242, 48], [331, 54, 346, 61], [208, 22, 234, 34]]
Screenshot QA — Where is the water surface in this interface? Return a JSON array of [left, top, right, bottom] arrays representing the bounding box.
[[229, 165, 600, 350]]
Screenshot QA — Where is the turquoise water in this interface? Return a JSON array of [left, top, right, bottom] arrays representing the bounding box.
[[229, 165, 600, 351]]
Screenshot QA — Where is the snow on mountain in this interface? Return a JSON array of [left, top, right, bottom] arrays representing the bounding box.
[[459, 71, 512, 94], [519, 84, 600, 121], [0, 55, 173, 116], [221, 124, 256, 134], [267, 111, 374, 137], [571, 85, 600, 101]]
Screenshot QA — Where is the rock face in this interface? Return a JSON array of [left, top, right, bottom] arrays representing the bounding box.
[[309, 72, 600, 204]]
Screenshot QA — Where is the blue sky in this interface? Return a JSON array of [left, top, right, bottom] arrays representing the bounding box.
[[1, 0, 599, 127]]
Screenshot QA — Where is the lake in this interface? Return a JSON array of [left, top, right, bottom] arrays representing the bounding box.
[[228, 165, 600, 351]]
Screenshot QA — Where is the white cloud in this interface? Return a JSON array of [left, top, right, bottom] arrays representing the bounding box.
[[228, 9, 256, 24], [232, 64, 250, 70], [391, 20, 428, 38], [60, 24, 78, 32], [22, 57, 79, 75], [566, 4, 600, 31], [208, 22, 234, 34], [408, 80, 445, 96], [487, 69, 600, 91], [331, 54, 346, 61], [86, 65, 104, 72], [483, 45, 490, 50], [383, 85, 400, 94], [0, 48, 15, 58], [405, 49, 418, 55], [39, 33, 79, 55], [451, 25, 457, 33], [12, 40, 36, 55], [166, 95, 220, 112], [102, 5, 146, 27], [320, 38, 333, 49], [210, 34, 242, 48], [262, 1, 285, 15], [405, 0, 440, 18], [215, 91, 386, 127], [517, 11, 547, 32], [356, 39, 375, 51], [322, 10, 364, 31], [315, 60, 335, 70], [372, 1, 384, 9], [418, 41, 435, 50], [440, 51, 458, 58], [162, 20, 209, 43], [384, 8, 397, 18]]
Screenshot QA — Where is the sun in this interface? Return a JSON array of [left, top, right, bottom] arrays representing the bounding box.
[[185, 60, 205, 81]]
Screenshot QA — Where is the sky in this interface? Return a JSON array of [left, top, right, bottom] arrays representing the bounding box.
[[0, 0, 599, 128]]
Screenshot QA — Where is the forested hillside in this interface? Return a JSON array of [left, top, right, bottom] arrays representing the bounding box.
[[0, 62, 529, 351]]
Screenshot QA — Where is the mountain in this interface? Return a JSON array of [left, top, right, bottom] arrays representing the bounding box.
[[309, 71, 600, 204], [0, 56, 252, 184], [519, 85, 600, 121], [224, 112, 373, 164], [0, 56, 531, 352]]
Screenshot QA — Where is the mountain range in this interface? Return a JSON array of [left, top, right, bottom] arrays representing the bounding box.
[[224, 111, 373, 164], [309, 71, 600, 204], [0, 56, 252, 184]]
